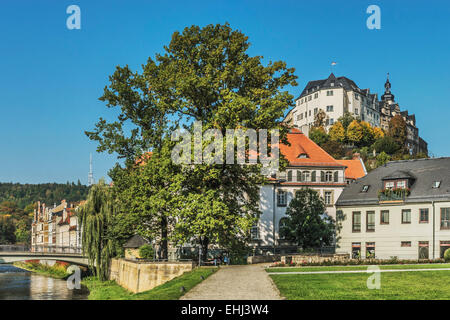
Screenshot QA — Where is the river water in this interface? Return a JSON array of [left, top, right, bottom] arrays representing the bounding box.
[[0, 264, 89, 300]]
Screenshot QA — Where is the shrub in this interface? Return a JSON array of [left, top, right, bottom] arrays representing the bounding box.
[[138, 244, 155, 260], [444, 249, 450, 262]]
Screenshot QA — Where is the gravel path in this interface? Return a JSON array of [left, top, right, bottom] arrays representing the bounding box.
[[180, 265, 283, 300]]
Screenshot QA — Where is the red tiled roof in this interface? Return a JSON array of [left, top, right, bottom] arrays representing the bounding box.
[[336, 159, 366, 180], [281, 128, 344, 168]]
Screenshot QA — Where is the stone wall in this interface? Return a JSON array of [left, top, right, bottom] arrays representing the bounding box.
[[109, 258, 194, 293], [247, 255, 281, 264], [281, 253, 349, 264]]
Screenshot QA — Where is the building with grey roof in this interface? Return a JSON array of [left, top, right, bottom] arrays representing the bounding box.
[[336, 157, 450, 260]]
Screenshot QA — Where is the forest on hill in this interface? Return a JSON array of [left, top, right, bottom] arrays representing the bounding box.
[[0, 181, 90, 209]]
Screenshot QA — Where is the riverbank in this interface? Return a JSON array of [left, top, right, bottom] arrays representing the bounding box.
[[82, 267, 217, 300], [13, 261, 70, 279]]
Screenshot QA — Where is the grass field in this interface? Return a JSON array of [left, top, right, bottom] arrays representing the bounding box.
[[267, 263, 450, 273], [82, 267, 217, 300], [270, 269, 450, 300]]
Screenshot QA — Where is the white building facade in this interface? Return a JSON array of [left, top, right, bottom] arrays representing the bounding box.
[[336, 158, 450, 260]]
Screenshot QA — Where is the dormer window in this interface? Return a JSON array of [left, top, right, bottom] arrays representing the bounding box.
[[298, 153, 308, 159], [362, 185, 369, 192], [396, 180, 406, 189], [433, 181, 441, 189], [385, 181, 395, 189]]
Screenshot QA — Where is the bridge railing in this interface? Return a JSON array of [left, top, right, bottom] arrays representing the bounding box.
[[0, 245, 82, 254], [0, 245, 30, 252], [31, 245, 82, 254]]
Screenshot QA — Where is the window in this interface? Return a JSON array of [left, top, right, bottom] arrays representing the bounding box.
[[277, 190, 287, 207], [402, 209, 411, 224], [302, 171, 310, 182], [366, 242, 375, 259], [250, 224, 260, 240], [355, 108, 359, 115], [380, 210, 389, 224], [419, 241, 429, 259], [330, 118, 334, 125], [314, 93, 318, 99], [352, 212, 361, 232], [311, 171, 316, 182], [296, 170, 302, 182], [334, 171, 339, 182], [324, 191, 333, 205], [309, 110, 311, 116], [441, 208, 450, 229], [326, 90, 333, 96], [401, 241, 411, 247], [352, 243, 361, 259], [287, 170, 293, 182], [355, 94, 359, 100], [308, 95, 312, 101], [362, 185, 369, 192], [420, 208, 429, 223], [396, 180, 406, 188], [326, 105, 334, 112], [321, 171, 333, 182], [279, 218, 289, 239], [366, 211, 375, 232], [314, 107, 318, 115], [385, 181, 395, 189], [433, 181, 441, 188]]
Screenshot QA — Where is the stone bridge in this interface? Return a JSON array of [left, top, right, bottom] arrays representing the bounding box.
[[0, 251, 89, 266]]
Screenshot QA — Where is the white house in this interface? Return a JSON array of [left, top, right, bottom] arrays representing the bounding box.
[[336, 157, 450, 260], [252, 128, 366, 251]]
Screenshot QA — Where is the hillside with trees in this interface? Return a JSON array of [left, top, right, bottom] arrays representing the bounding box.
[[0, 181, 90, 209], [309, 111, 428, 171]]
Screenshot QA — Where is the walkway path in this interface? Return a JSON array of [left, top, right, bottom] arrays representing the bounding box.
[[181, 264, 283, 300], [269, 268, 450, 275]]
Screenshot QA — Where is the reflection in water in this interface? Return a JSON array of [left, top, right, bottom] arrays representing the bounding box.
[[0, 264, 89, 300]]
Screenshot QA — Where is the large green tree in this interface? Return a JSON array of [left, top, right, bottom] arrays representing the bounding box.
[[279, 188, 335, 249], [86, 23, 297, 261]]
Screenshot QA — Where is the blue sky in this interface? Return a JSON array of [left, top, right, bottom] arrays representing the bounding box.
[[0, 0, 449, 184]]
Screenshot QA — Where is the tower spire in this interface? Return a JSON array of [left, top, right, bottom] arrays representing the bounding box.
[[88, 153, 94, 186]]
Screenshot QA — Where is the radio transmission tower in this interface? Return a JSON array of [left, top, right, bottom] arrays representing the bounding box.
[[88, 153, 95, 186]]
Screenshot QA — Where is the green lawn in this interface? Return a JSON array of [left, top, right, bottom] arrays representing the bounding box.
[[270, 270, 450, 300], [82, 267, 217, 300], [267, 263, 450, 273]]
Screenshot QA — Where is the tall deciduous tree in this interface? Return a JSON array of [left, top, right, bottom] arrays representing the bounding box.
[[279, 188, 335, 248], [328, 122, 345, 143], [85, 23, 297, 261], [388, 115, 407, 149], [346, 120, 364, 145]]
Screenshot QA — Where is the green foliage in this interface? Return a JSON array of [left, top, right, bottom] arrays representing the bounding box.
[[309, 127, 328, 146], [0, 182, 89, 209], [376, 151, 391, 166], [372, 136, 400, 155], [444, 249, 450, 262], [337, 112, 356, 130], [139, 244, 155, 260], [280, 188, 335, 248], [388, 114, 407, 148], [79, 180, 118, 281], [0, 200, 32, 244]]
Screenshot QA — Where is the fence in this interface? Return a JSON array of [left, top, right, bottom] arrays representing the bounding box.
[[0, 245, 30, 252]]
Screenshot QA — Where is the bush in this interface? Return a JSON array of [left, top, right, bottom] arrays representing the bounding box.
[[444, 249, 450, 262], [138, 244, 155, 260]]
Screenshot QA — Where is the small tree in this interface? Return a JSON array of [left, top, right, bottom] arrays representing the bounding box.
[[347, 120, 363, 145], [388, 115, 407, 148], [309, 126, 329, 146], [313, 110, 328, 128], [139, 244, 155, 260], [279, 188, 336, 249]]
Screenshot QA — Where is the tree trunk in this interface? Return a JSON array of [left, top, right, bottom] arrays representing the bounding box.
[[159, 216, 168, 260], [200, 237, 209, 262]]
